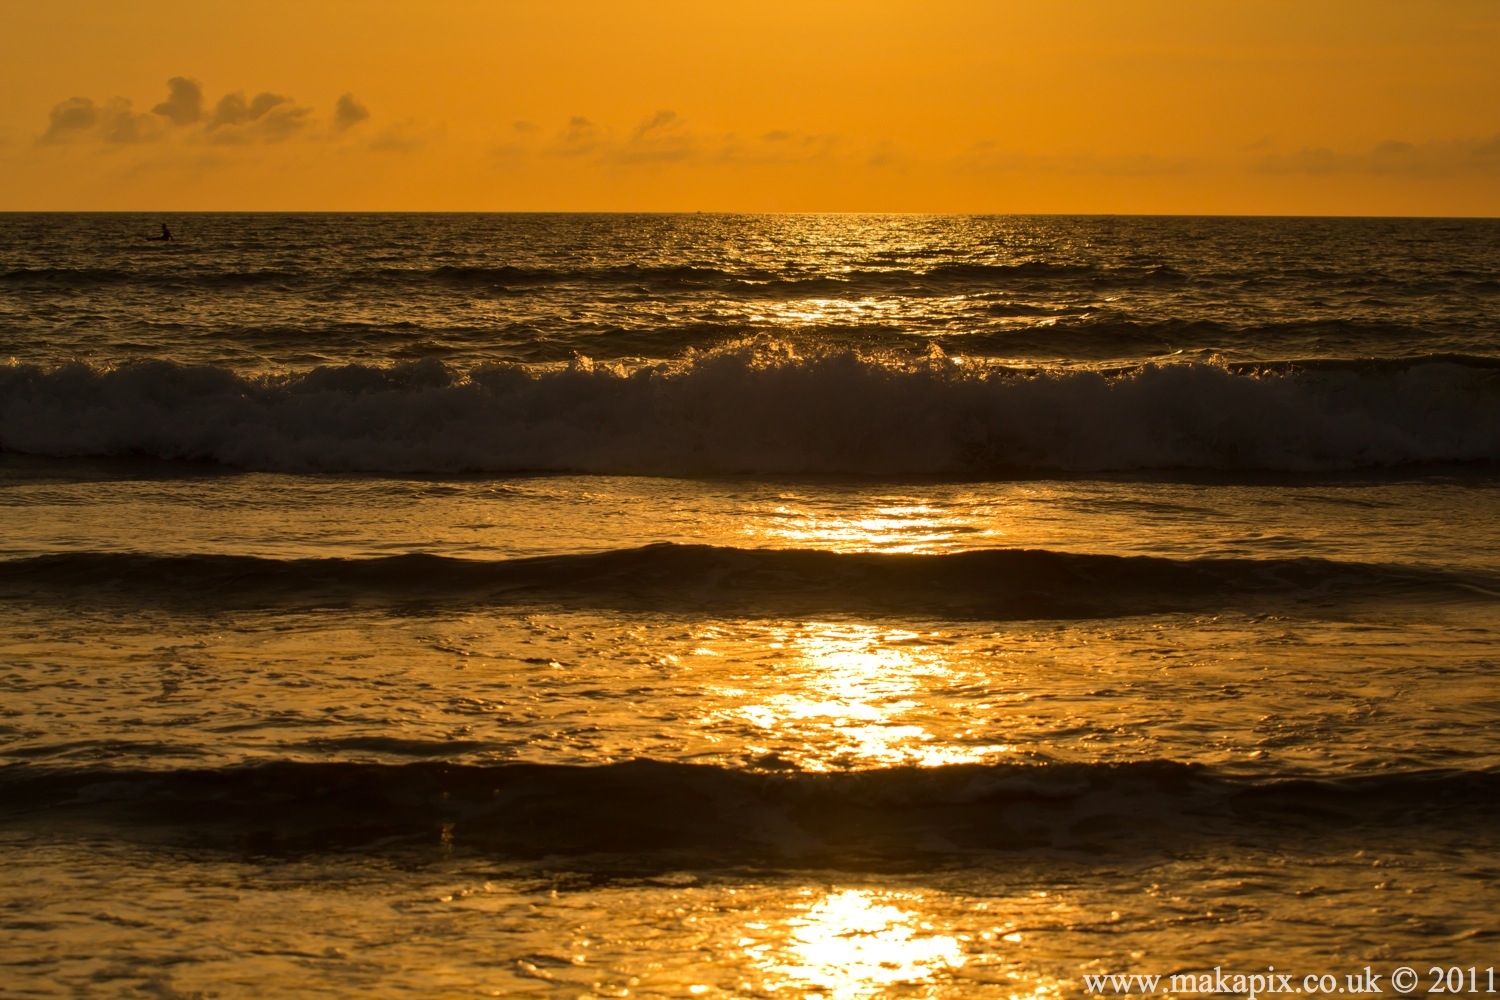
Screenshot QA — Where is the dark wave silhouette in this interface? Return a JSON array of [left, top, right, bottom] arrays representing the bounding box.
[[0, 545, 1489, 615], [4, 351, 1500, 474], [3, 758, 1494, 861]]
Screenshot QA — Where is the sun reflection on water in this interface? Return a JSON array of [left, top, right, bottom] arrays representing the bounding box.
[[762, 889, 966, 999], [750, 498, 1003, 554], [714, 622, 1015, 771]]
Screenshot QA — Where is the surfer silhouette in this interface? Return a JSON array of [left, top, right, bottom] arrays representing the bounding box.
[[148, 223, 172, 242]]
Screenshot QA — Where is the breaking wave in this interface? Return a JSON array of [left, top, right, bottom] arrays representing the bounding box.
[[3, 346, 1499, 474]]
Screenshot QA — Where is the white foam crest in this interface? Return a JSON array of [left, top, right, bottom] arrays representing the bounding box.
[[2, 345, 1498, 474]]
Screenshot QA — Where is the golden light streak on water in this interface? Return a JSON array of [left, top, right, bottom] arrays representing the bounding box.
[[716, 622, 1016, 770], [749, 498, 1005, 553], [745, 296, 926, 328], [762, 889, 967, 999]]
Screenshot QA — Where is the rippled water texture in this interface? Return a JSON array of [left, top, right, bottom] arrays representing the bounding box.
[[2, 215, 1499, 997], [4, 213, 1499, 370]]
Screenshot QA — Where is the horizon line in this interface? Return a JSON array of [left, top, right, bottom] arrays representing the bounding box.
[[2, 210, 1498, 220]]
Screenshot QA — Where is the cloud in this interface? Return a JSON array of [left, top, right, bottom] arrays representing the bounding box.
[[738, 129, 842, 162], [948, 134, 1500, 182], [209, 91, 291, 128], [205, 90, 309, 143], [367, 119, 431, 153], [38, 77, 347, 148], [151, 77, 203, 126], [212, 103, 310, 143], [1254, 136, 1500, 177], [545, 111, 694, 163], [554, 115, 605, 157], [959, 143, 1201, 176], [98, 98, 160, 143], [333, 93, 370, 131], [42, 97, 99, 142], [499, 112, 849, 169], [632, 109, 678, 140], [41, 96, 160, 144], [613, 109, 697, 164]]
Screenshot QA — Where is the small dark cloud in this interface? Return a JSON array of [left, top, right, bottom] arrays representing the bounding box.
[[256, 105, 310, 141], [38, 76, 351, 149], [554, 116, 603, 156], [42, 95, 158, 144], [98, 98, 157, 143], [512, 120, 540, 133], [633, 109, 678, 140], [151, 77, 203, 126], [42, 97, 100, 141], [250, 93, 287, 119], [223, 107, 308, 143], [333, 93, 370, 131], [209, 91, 292, 128], [613, 110, 696, 164], [208, 94, 244, 128], [206, 91, 310, 144]]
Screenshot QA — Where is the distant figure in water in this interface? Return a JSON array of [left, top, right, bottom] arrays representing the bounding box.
[[148, 223, 172, 242]]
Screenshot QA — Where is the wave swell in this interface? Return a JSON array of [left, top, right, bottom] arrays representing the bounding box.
[[1, 545, 1487, 615], [3, 759, 1494, 860], [3, 346, 1500, 474]]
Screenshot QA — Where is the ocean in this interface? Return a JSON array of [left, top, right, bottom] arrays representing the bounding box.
[[1, 213, 1498, 997]]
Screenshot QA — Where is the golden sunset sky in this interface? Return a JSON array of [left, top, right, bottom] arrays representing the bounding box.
[[2, 0, 1497, 214]]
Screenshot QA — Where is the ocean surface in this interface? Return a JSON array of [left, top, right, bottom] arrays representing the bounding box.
[[2, 213, 1499, 997]]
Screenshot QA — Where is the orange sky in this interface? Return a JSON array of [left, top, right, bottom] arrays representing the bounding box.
[[2, 0, 1497, 214]]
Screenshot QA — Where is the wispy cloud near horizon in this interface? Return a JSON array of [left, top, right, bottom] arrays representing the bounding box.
[[1254, 136, 1500, 177], [497, 110, 850, 170]]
